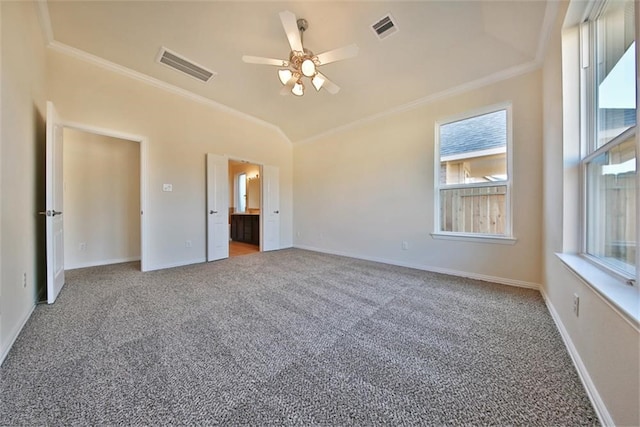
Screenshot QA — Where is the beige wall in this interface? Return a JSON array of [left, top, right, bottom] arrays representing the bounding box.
[[2, 3, 638, 424], [0, 1, 47, 361], [47, 49, 293, 271], [294, 70, 543, 286], [541, 2, 640, 425], [63, 128, 141, 269]]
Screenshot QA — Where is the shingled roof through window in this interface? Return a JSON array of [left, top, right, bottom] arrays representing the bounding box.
[[440, 110, 506, 157]]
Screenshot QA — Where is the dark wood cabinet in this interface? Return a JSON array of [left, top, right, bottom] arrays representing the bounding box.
[[231, 214, 259, 245]]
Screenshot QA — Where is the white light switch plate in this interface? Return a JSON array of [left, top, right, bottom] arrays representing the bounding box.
[[163, 184, 173, 192]]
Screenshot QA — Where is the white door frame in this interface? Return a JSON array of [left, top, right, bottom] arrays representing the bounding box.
[[62, 120, 149, 272], [228, 157, 264, 250], [228, 158, 280, 252]]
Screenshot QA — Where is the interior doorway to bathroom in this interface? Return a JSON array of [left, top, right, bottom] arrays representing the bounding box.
[[228, 159, 260, 257]]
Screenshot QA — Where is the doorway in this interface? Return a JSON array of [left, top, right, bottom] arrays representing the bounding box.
[[206, 155, 279, 262], [228, 159, 260, 257], [62, 127, 144, 269]]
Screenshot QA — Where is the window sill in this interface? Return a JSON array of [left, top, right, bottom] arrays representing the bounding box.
[[431, 232, 517, 245], [556, 253, 639, 330]]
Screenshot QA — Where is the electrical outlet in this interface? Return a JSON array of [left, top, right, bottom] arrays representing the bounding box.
[[185, 240, 192, 248], [573, 293, 579, 317], [23, 272, 27, 288], [401, 241, 409, 250], [163, 184, 173, 192], [79, 242, 87, 251]]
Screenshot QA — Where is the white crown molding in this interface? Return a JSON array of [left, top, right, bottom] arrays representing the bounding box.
[[295, 59, 541, 145], [294, 1, 560, 146], [535, 0, 561, 64], [47, 41, 291, 144], [35, 0, 54, 45], [35, 0, 290, 144], [36, 0, 559, 147], [35, 0, 290, 143]]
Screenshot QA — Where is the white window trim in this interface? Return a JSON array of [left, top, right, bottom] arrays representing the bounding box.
[[236, 172, 247, 213], [578, 3, 638, 282], [433, 102, 514, 242], [559, 0, 640, 326], [431, 232, 517, 245]]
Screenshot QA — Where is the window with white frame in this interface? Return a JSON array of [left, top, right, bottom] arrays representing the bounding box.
[[581, 0, 637, 280], [434, 104, 512, 239], [237, 172, 247, 212]]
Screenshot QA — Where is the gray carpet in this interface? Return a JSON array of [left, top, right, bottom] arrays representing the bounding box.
[[1, 248, 597, 425]]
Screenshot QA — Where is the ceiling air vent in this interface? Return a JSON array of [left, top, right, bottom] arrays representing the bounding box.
[[371, 14, 398, 40], [156, 47, 215, 83]]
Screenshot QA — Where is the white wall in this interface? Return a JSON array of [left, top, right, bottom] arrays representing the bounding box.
[[47, 49, 293, 271], [541, 2, 640, 425], [63, 128, 140, 269], [294, 70, 543, 287], [0, 1, 47, 363], [3, 4, 638, 424]]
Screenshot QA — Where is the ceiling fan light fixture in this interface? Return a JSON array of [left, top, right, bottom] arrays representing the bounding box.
[[301, 58, 316, 77], [278, 69, 293, 85], [312, 74, 325, 91], [292, 81, 304, 96], [244, 11, 357, 97]]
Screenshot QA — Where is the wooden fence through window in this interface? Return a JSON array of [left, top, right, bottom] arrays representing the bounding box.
[[440, 185, 506, 234]]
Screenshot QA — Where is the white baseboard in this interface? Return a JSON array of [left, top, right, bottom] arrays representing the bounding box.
[[66, 256, 141, 270], [540, 289, 613, 427], [0, 304, 35, 367], [293, 245, 610, 423], [145, 257, 207, 272], [293, 244, 540, 290]]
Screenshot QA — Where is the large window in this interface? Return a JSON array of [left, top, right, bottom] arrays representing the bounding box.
[[582, 0, 637, 279], [434, 105, 512, 239]]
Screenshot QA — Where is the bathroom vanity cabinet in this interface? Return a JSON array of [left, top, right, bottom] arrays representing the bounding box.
[[230, 213, 259, 245]]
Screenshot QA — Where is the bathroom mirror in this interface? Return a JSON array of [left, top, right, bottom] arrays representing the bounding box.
[[247, 176, 260, 210]]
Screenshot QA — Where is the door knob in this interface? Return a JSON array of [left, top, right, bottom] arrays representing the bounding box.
[[210, 210, 218, 214], [274, 210, 279, 214], [38, 210, 63, 217]]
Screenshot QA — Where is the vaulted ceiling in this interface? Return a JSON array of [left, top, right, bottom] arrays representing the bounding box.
[[43, 1, 554, 143]]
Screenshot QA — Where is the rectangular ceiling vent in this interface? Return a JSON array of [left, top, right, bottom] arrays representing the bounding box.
[[371, 14, 398, 40], [156, 47, 215, 83]]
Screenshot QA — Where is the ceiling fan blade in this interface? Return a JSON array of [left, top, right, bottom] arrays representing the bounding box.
[[242, 56, 289, 67], [316, 72, 340, 94], [280, 75, 297, 96], [315, 44, 359, 66], [279, 10, 304, 53]]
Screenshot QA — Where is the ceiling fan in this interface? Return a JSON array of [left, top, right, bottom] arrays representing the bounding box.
[[242, 10, 359, 97]]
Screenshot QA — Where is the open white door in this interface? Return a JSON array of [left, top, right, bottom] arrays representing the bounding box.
[[262, 165, 280, 251], [206, 153, 229, 261], [44, 102, 65, 304]]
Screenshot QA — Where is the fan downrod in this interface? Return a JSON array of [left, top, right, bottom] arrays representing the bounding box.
[[297, 18, 308, 33]]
